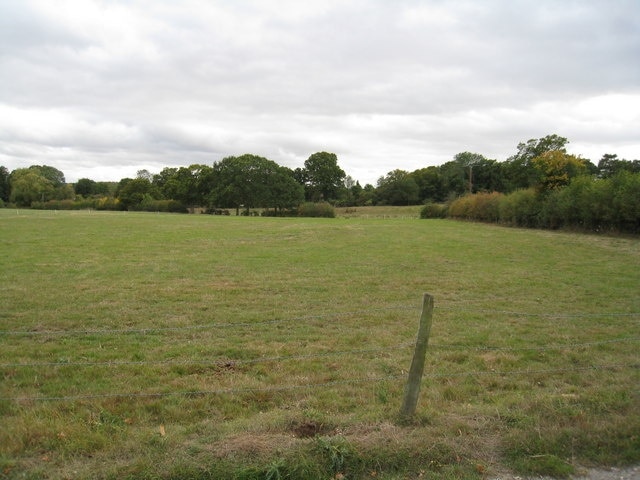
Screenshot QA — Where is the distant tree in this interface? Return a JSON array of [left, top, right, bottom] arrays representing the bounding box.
[[466, 157, 505, 193], [503, 134, 569, 192], [208, 154, 303, 214], [439, 160, 467, 198], [302, 152, 346, 203], [117, 177, 159, 210], [513, 134, 569, 161], [265, 166, 305, 213], [335, 175, 359, 206], [532, 151, 587, 193], [0, 166, 10, 202], [347, 180, 364, 206], [449, 152, 505, 194], [411, 166, 445, 203], [153, 165, 209, 206], [375, 169, 420, 205], [597, 154, 640, 178], [136, 169, 154, 182], [28, 165, 66, 187], [9, 168, 55, 206], [360, 184, 376, 206], [75, 178, 98, 197]]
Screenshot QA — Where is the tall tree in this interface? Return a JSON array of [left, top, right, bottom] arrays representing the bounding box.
[[28, 165, 66, 187], [9, 168, 55, 206], [75, 178, 98, 197], [153, 165, 209, 206], [303, 152, 346, 203], [376, 169, 420, 205], [532, 151, 587, 192], [597, 154, 640, 178], [208, 154, 303, 214], [503, 134, 569, 192], [0, 166, 10, 202], [411, 166, 445, 202], [116, 177, 159, 210]]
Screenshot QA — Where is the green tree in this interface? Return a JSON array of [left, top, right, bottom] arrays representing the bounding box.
[[265, 166, 305, 213], [503, 134, 569, 192], [28, 165, 66, 187], [411, 166, 445, 202], [302, 152, 346, 203], [117, 177, 159, 210], [597, 154, 640, 178], [208, 154, 303, 214], [439, 160, 467, 198], [9, 168, 55, 206], [75, 178, 98, 197], [375, 169, 420, 205], [0, 166, 10, 202], [153, 165, 210, 206]]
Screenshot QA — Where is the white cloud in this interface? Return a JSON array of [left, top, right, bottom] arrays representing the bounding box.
[[0, 0, 638, 185]]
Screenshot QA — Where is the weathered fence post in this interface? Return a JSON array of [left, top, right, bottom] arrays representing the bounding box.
[[400, 293, 434, 421]]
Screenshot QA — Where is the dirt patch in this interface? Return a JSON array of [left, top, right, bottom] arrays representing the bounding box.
[[291, 420, 333, 438]]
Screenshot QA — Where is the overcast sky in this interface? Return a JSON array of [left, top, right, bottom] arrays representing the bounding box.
[[1, 0, 639, 185]]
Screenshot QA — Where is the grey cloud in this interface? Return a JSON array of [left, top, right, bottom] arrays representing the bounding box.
[[0, 0, 638, 185]]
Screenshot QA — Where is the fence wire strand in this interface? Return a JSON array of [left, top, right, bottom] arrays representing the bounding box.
[[1, 306, 638, 337], [2, 304, 638, 404], [0, 305, 417, 336], [2, 363, 636, 403], [0, 342, 414, 368], [2, 337, 637, 369]]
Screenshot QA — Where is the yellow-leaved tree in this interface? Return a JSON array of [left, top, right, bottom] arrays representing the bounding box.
[[531, 151, 587, 192]]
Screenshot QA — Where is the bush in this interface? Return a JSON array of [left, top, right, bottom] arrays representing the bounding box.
[[540, 172, 640, 233], [448, 192, 503, 222], [498, 189, 543, 228], [420, 202, 448, 219], [470, 192, 503, 222], [261, 208, 299, 217], [138, 197, 187, 213], [298, 202, 335, 218], [610, 171, 640, 233], [448, 195, 474, 219]]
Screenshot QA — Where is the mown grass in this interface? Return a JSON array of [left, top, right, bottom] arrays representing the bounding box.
[[0, 208, 638, 479]]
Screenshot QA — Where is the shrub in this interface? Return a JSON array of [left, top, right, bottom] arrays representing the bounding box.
[[96, 196, 122, 210], [610, 171, 640, 233], [448, 195, 474, 219], [298, 202, 335, 218], [498, 189, 543, 228], [420, 202, 448, 219], [541, 172, 640, 233], [448, 192, 503, 222], [470, 192, 503, 222]]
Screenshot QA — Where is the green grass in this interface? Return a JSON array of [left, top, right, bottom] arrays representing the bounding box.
[[1, 208, 639, 479]]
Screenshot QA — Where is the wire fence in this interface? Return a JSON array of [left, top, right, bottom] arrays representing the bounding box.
[[1, 304, 639, 403]]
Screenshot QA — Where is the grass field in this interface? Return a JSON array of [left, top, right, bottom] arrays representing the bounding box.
[[1, 208, 638, 479]]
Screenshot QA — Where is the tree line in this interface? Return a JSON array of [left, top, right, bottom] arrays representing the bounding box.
[[1, 135, 638, 229]]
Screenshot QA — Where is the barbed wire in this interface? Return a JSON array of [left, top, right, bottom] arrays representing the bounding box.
[[434, 305, 640, 319], [1, 306, 638, 337], [2, 363, 636, 403], [0, 342, 414, 368], [0, 305, 417, 336], [1, 336, 637, 369], [429, 335, 640, 351]]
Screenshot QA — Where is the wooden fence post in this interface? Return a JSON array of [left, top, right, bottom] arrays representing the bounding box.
[[399, 293, 434, 421]]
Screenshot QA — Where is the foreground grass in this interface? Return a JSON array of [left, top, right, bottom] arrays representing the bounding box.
[[0, 208, 638, 479]]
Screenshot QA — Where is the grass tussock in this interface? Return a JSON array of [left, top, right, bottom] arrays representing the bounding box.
[[0, 209, 638, 479]]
